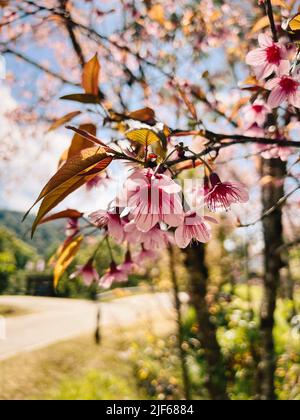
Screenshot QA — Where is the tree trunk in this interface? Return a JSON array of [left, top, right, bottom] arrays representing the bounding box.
[[183, 243, 229, 400], [259, 158, 286, 400], [168, 246, 192, 400]]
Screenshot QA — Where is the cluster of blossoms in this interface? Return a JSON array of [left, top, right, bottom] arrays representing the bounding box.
[[246, 34, 300, 109], [243, 33, 299, 160], [69, 168, 248, 289]]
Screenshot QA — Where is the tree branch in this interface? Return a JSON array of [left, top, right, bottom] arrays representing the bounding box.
[[3, 48, 81, 87]]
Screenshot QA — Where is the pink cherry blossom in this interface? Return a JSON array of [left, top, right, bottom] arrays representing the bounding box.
[[205, 173, 249, 212], [70, 260, 99, 286], [121, 169, 184, 232], [133, 247, 157, 264], [117, 251, 137, 273], [243, 100, 270, 128], [175, 212, 217, 249], [244, 123, 265, 138], [256, 140, 291, 161], [89, 210, 125, 243], [265, 62, 300, 109], [246, 34, 288, 80], [124, 221, 173, 250], [99, 262, 128, 289]]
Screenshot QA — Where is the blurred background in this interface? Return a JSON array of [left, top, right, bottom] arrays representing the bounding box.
[[0, 0, 299, 400]]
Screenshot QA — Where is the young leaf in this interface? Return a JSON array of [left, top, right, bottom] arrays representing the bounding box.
[[128, 107, 156, 124], [39, 209, 83, 225], [126, 129, 161, 147], [82, 54, 100, 96], [251, 15, 280, 33], [47, 111, 81, 133], [24, 147, 112, 222], [66, 125, 108, 148], [53, 236, 83, 288], [66, 124, 97, 161], [60, 94, 101, 104], [31, 155, 113, 236]]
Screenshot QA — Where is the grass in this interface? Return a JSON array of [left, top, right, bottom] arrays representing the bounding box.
[[0, 304, 29, 318], [0, 321, 175, 400]]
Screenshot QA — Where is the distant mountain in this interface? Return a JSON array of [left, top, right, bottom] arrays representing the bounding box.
[[0, 210, 65, 256]]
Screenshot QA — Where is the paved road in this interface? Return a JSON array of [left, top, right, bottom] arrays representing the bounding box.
[[0, 293, 174, 361]]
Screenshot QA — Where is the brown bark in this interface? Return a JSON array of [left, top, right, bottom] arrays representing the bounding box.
[[183, 243, 229, 400], [259, 158, 286, 400]]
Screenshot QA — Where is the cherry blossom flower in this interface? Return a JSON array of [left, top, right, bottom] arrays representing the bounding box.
[[243, 100, 270, 128], [133, 247, 157, 264], [70, 260, 99, 286], [99, 262, 128, 289], [175, 212, 217, 249], [244, 123, 265, 138], [117, 251, 137, 273], [246, 34, 288, 80], [204, 173, 249, 212], [89, 210, 125, 243], [124, 221, 173, 250], [121, 169, 184, 232], [265, 62, 300, 109], [65, 218, 80, 237], [256, 140, 291, 161]]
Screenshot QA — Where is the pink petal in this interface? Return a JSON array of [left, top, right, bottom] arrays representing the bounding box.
[[258, 33, 273, 48], [277, 60, 290, 76], [246, 48, 266, 66], [255, 63, 274, 80], [175, 225, 191, 249], [194, 223, 211, 243], [134, 212, 159, 232], [229, 183, 249, 203], [204, 216, 218, 224], [265, 77, 280, 90], [267, 86, 287, 108]]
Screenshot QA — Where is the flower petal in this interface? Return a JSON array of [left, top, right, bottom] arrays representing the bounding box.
[[267, 86, 287, 108], [246, 48, 266, 66]]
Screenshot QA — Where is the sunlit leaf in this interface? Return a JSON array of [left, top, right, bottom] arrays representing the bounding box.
[[82, 54, 100, 96], [65, 124, 97, 163], [251, 15, 280, 33], [126, 129, 162, 147], [31, 154, 113, 236], [53, 236, 83, 288], [39, 209, 83, 225], [25, 147, 113, 228], [128, 107, 156, 124], [66, 125, 108, 148], [288, 13, 300, 32], [60, 94, 101, 104], [47, 111, 81, 133]]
